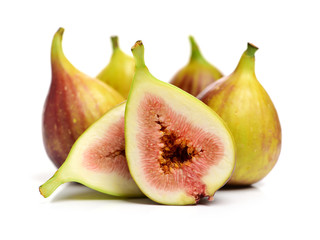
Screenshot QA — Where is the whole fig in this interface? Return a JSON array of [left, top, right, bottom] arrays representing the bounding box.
[[198, 43, 281, 186], [43, 28, 124, 168], [170, 36, 223, 96], [96, 36, 135, 98]]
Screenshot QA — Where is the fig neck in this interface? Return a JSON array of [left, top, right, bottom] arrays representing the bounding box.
[[234, 43, 258, 75], [51, 27, 75, 72], [189, 36, 207, 64], [111, 36, 119, 51], [131, 40, 146, 70]]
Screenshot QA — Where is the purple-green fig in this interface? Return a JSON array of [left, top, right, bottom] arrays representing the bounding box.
[[96, 36, 135, 98], [43, 28, 124, 168], [125, 41, 235, 205], [170, 36, 223, 96], [198, 43, 281, 186]]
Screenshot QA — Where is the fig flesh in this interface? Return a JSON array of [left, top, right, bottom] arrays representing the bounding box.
[[170, 36, 223, 96], [96, 36, 135, 98], [198, 43, 281, 186], [43, 28, 124, 168], [125, 41, 235, 205], [40, 102, 143, 198]]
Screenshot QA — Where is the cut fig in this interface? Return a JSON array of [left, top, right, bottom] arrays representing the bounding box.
[[125, 41, 235, 205], [40, 102, 143, 198]]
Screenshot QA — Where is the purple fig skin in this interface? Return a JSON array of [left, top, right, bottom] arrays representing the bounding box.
[[198, 43, 281, 186], [42, 28, 124, 168], [170, 36, 223, 96]]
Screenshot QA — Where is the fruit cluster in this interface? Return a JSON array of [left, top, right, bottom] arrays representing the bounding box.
[[39, 28, 281, 205]]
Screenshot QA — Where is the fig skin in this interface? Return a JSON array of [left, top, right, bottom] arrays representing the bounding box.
[[170, 36, 223, 96], [96, 36, 135, 98], [198, 43, 281, 186], [43, 28, 124, 168]]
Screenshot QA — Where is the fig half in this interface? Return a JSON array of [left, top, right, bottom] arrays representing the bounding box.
[[40, 102, 143, 198], [125, 41, 235, 205]]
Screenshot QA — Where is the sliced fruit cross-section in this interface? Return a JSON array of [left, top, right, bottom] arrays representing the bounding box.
[[125, 41, 235, 205], [40, 102, 143, 198]]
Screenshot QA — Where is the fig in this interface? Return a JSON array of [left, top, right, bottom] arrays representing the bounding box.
[[198, 43, 281, 186], [96, 36, 135, 98], [43, 28, 124, 168], [170, 36, 223, 96], [125, 41, 235, 205], [40, 102, 144, 198]]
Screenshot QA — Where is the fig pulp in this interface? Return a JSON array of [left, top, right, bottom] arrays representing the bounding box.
[[125, 41, 235, 205], [198, 43, 281, 186], [40, 102, 143, 198], [96, 36, 135, 98], [43, 28, 124, 168], [170, 36, 223, 96]]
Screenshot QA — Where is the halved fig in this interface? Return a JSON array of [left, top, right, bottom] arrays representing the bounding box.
[[125, 41, 235, 205], [39, 102, 143, 198]]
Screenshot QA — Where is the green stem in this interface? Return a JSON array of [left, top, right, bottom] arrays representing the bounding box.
[[39, 172, 64, 198], [111, 36, 119, 51], [235, 42, 258, 73], [189, 36, 206, 62], [246, 42, 259, 57], [131, 40, 146, 68]]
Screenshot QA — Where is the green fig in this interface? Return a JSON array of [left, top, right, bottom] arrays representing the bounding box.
[[125, 41, 235, 205], [43, 28, 124, 168], [40, 102, 144, 198], [96, 36, 135, 98], [170, 36, 223, 96], [198, 43, 281, 186]]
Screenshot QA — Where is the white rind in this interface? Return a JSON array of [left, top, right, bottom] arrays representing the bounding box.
[[125, 70, 235, 205]]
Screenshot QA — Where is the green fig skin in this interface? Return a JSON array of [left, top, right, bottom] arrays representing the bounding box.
[[170, 36, 223, 96], [43, 28, 124, 168], [198, 43, 281, 186], [96, 36, 135, 98]]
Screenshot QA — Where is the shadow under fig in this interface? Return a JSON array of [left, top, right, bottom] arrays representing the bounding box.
[[124, 197, 158, 206], [48, 181, 263, 205], [50, 183, 122, 202], [220, 183, 258, 191]]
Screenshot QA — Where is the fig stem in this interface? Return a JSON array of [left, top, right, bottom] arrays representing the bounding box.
[[189, 36, 205, 62], [39, 172, 64, 198], [131, 40, 145, 68], [246, 43, 259, 57], [235, 42, 258, 74], [111, 36, 119, 51]]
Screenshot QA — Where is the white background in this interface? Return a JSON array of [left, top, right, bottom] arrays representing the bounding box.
[[1, 0, 319, 239]]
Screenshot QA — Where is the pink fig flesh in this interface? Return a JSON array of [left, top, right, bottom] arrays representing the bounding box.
[[137, 93, 226, 202]]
